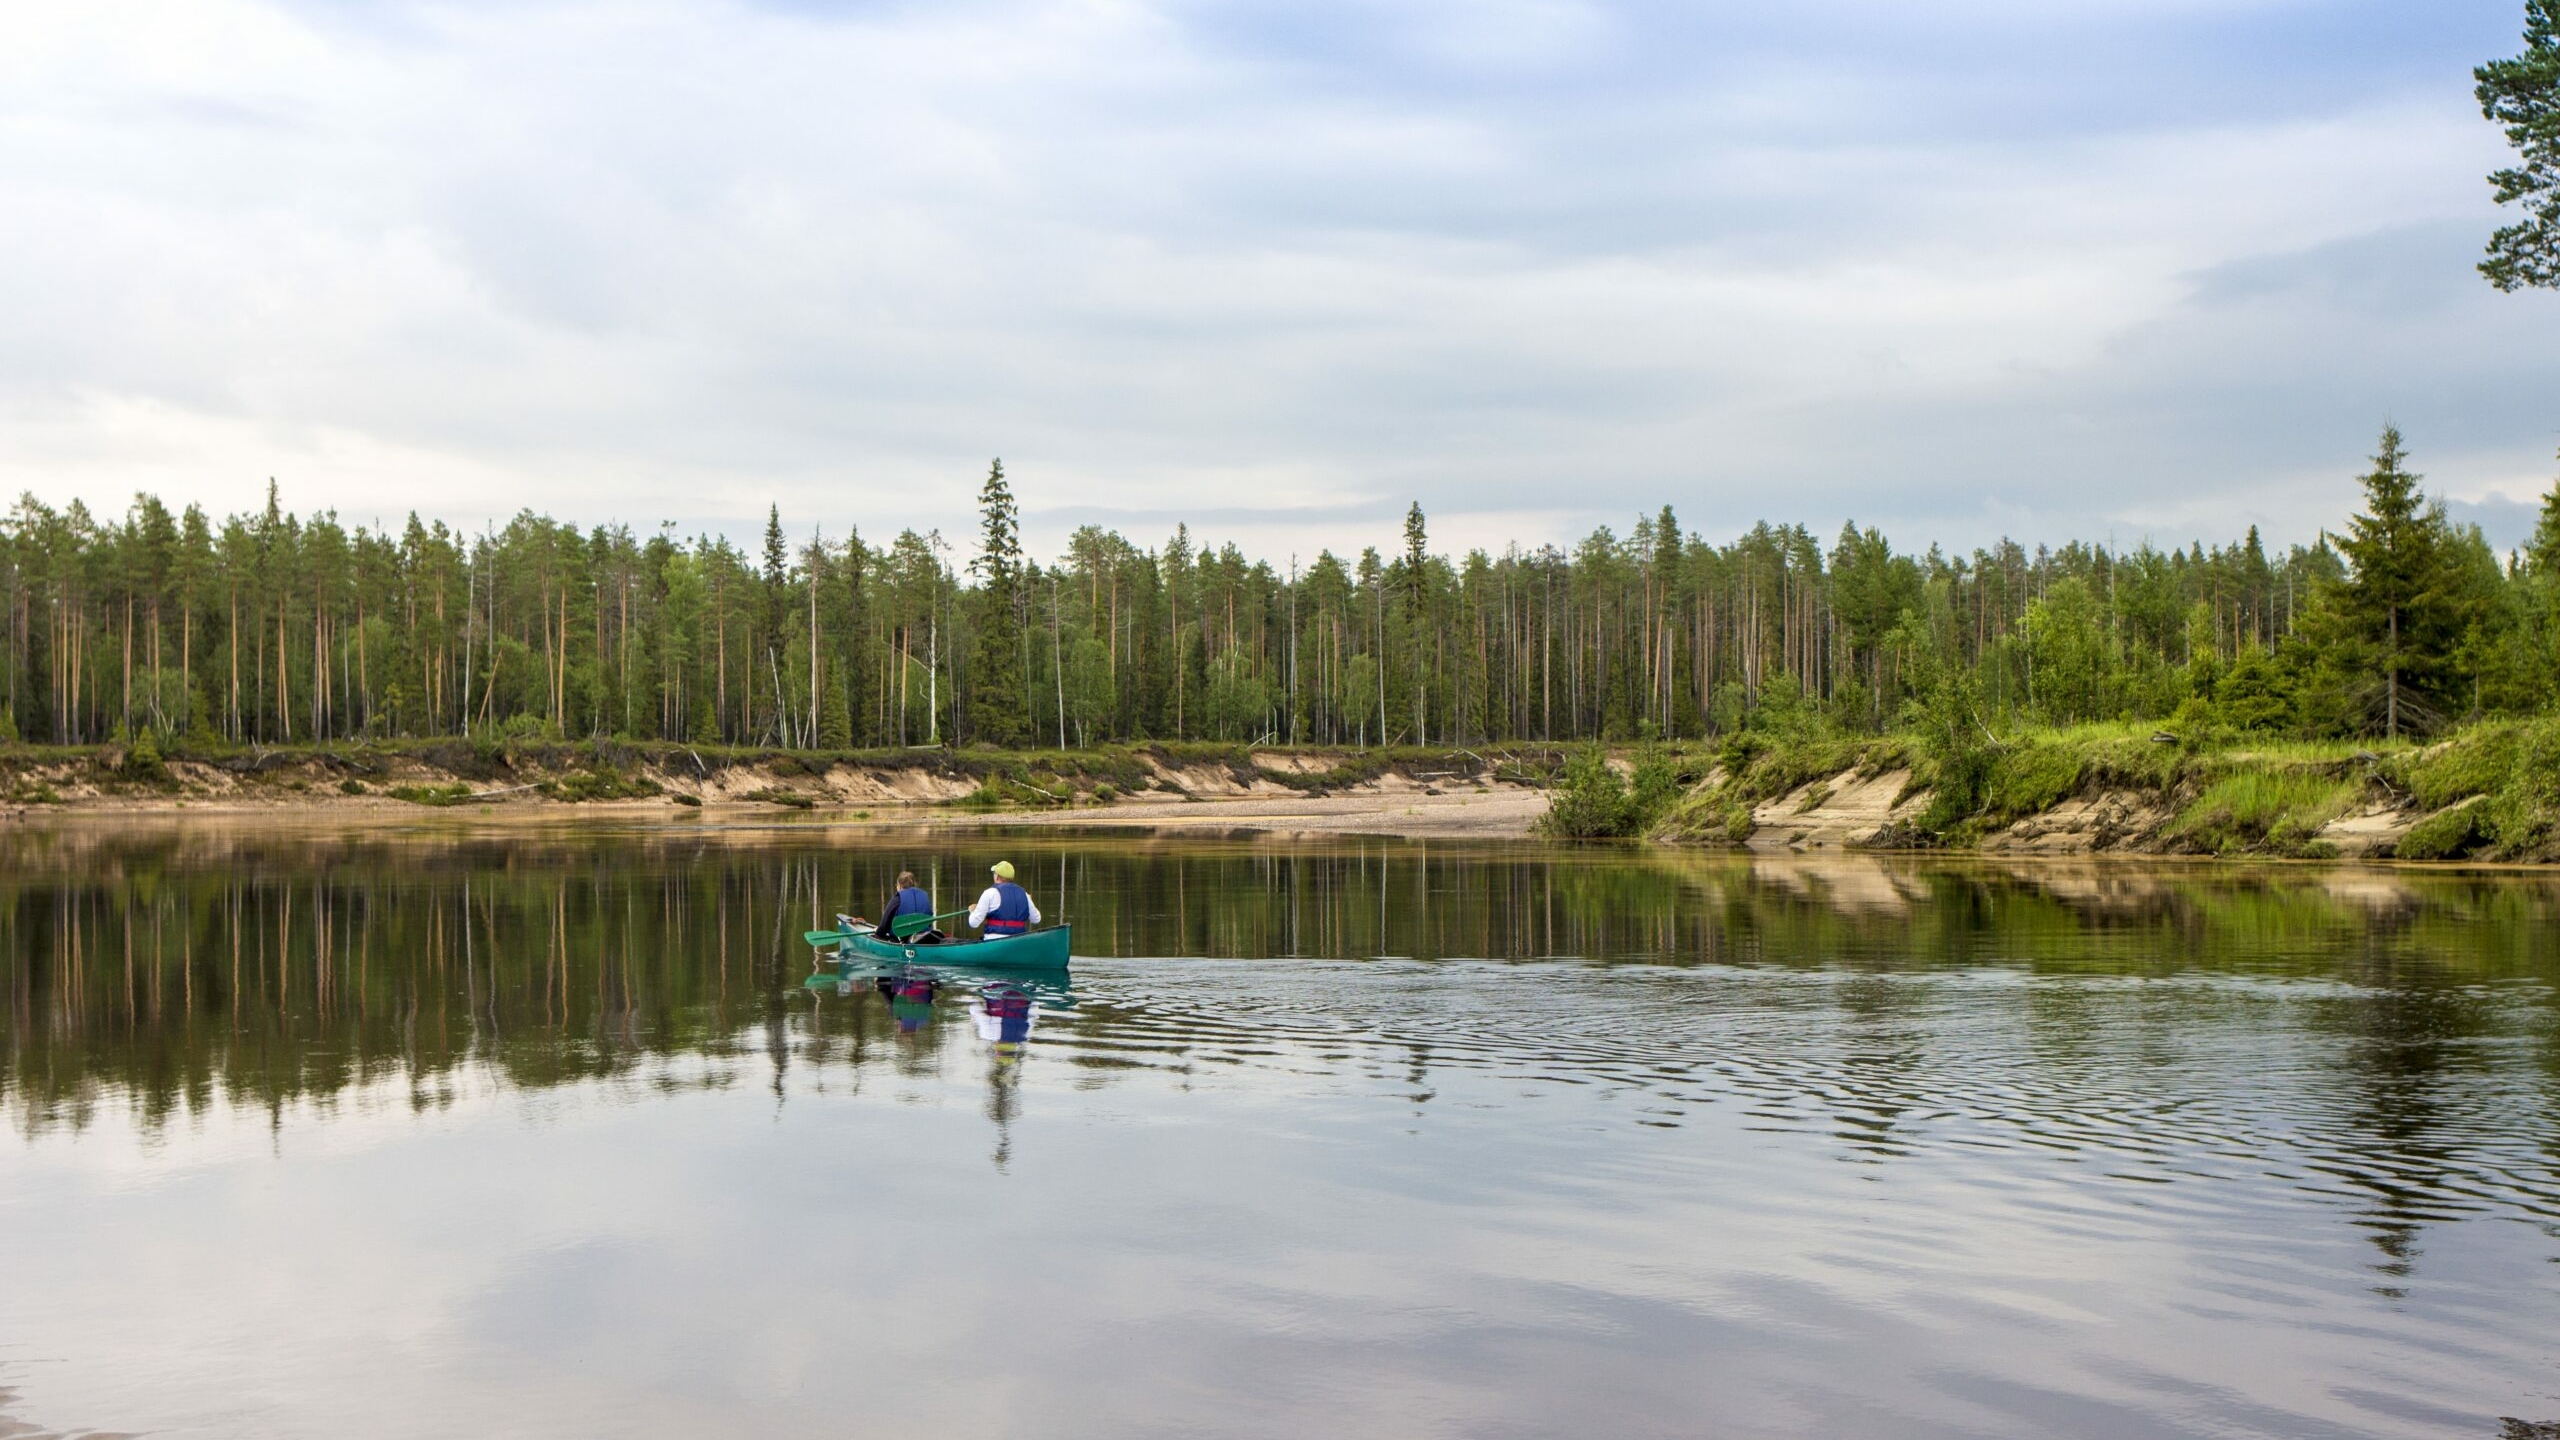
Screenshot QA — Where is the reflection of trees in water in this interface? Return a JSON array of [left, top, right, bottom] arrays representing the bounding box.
[[2299, 968, 2516, 1289], [5, 829, 2558, 1264]]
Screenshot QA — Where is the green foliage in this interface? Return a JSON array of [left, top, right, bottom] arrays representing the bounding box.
[[1538, 746, 1637, 838], [0, 705, 17, 745], [2170, 771, 2361, 856], [2477, 0, 2560, 291], [2300, 428, 2479, 738], [819, 661, 854, 750], [2389, 723, 2522, 809], [2213, 647, 2294, 732], [1539, 745, 1700, 838], [119, 729, 168, 782], [540, 770, 663, 802], [1984, 741, 2085, 821], [2396, 798, 2491, 860], [0, 426, 2546, 761], [968, 459, 1029, 746], [741, 787, 815, 808], [338, 778, 367, 795], [1201, 650, 1269, 740], [389, 783, 473, 806]]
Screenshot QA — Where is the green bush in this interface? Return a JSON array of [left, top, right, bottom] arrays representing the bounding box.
[[338, 778, 367, 795], [541, 770, 662, 803], [2390, 724, 2521, 810], [1983, 740, 2084, 820], [120, 730, 168, 783], [1537, 745, 1694, 838], [389, 783, 473, 806], [2396, 798, 2489, 860], [1538, 746, 1637, 838], [671, 792, 702, 807]]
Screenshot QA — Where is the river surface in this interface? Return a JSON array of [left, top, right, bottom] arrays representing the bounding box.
[[3, 821, 2558, 1439]]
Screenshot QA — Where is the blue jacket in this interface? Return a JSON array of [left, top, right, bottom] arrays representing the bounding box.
[[983, 881, 1032, 934]]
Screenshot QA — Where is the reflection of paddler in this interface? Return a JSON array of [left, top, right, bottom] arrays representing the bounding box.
[[970, 983, 1036, 1048], [878, 967, 939, 1033]]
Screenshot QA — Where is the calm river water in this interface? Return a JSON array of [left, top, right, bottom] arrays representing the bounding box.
[[3, 822, 2558, 1438]]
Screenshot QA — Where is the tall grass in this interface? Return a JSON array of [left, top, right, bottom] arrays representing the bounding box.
[[2169, 771, 2363, 855]]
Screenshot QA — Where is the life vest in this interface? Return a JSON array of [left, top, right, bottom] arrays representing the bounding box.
[[885, 888, 932, 920], [984, 881, 1032, 935]]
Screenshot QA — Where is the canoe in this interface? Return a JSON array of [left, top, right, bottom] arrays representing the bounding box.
[[806, 922, 1072, 971]]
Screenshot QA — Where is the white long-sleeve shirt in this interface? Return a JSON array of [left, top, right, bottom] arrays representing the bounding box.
[[967, 885, 1042, 929]]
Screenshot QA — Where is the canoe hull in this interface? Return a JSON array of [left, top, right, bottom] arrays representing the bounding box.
[[824, 923, 1072, 971]]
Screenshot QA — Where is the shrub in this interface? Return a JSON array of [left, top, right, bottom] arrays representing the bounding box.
[[742, 787, 815, 809], [1538, 746, 1676, 839], [120, 730, 168, 783], [1982, 740, 2084, 821], [338, 778, 367, 795], [2396, 798, 2489, 860], [389, 783, 473, 807], [671, 792, 702, 807], [2391, 724, 2522, 810], [541, 770, 663, 803]]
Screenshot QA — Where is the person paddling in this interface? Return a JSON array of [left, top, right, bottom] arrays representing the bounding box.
[[968, 860, 1041, 938], [877, 871, 941, 942]]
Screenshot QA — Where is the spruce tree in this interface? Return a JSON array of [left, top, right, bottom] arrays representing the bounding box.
[[2317, 426, 2469, 737], [968, 460, 1029, 745], [1402, 503, 1428, 742], [2479, 0, 2560, 290]]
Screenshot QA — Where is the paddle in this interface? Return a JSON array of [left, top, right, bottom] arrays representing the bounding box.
[[804, 908, 972, 947], [891, 908, 969, 939]]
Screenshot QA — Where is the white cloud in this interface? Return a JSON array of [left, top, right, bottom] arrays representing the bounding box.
[[0, 0, 2551, 557]]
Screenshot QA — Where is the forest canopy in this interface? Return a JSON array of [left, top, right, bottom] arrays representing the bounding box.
[[4, 437, 2557, 754]]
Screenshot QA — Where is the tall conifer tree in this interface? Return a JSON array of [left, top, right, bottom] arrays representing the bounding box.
[[969, 460, 1028, 744], [2479, 1, 2560, 290], [2314, 427, 2469, 737]]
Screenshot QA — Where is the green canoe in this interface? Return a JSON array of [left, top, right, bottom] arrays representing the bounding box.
[[805, 922, 1072, 971]]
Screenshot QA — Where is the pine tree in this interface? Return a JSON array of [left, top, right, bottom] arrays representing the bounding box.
[[968, 460, 1028, 745], [819, 658, 853, 749], [2315, 426, 2471, 737], [2479, 0, 2560, 290]]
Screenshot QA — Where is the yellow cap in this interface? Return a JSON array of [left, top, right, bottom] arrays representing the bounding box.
[[991, 860, 1016, 879]]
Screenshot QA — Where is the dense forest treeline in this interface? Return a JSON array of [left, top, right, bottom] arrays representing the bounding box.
[[3, 430, 2555, 753]]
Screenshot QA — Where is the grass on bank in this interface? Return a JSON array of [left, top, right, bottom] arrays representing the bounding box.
[[1642, 709, 2560, 859]]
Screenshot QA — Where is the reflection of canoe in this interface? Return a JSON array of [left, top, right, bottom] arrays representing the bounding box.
[[806, 923, 1072, 972]]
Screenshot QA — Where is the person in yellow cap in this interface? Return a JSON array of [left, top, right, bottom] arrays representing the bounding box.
[[967, 860, 1041, 937]]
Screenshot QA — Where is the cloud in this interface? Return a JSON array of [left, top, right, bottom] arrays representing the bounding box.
[[0, 0, 2550, 561]]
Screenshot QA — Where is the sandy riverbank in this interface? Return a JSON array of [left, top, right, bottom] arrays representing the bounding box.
[[0, 788, 1552, 841], [0, 740, 1556, 841]]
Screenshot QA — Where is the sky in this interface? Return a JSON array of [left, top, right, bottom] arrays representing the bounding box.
[[1, 0, 2554, 563]]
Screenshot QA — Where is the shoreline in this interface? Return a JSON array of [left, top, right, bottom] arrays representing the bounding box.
[[0, 736, 2539, 863], [0, 785, 1553, 841]]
